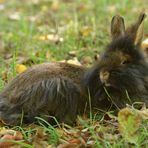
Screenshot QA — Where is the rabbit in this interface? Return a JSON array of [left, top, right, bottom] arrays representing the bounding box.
[[0, 13, 147, 125], [84, 13, 148, 110]]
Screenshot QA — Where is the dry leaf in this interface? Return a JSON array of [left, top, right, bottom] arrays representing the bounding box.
[[80, 26, 93, 37], [51, 0, 59, 11], [68, 51, 77, 57], [67, 57, 81, 66], [0, 134, 16, 147], [0, 0, 5, 3], [47, 145, 53, 148], [106, 5, 117, 13], [77, 4, 88, 12], [16, 64, 27, 74], [118, 107, 142, 144], [38, 34, 63, 43], [32, 0, 39, 5], [13, 131, 23, 140], [57, 143, 78, 148], [0, 129, 23, 148], [0, 4, 5, 11], [80, 56, 92, 66], [31, 127, 49, 148], [137, 108, 148, 120], [68, 138, 81, 144], [8, 12, 21, 21]]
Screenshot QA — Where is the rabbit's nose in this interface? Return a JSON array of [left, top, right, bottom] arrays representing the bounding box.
[[100, 71, 110, 84]]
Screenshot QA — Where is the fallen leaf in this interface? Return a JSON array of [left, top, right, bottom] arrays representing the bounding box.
[[38, 34, 63, 43], [0, 0, 5, 3], [31, 127, 50, 148], [0, 134, 16, 147], [0, 129, 23, 148], [80, 26, 93, 37], [66, 57, 81, 66], [106, 5, 117, 13], [57, 143, 78, 148], [68, 51, 77, 57], [47, 34, 63, 42], [118, 107, 142, 144], [13, 131, 23, 140], [47, 145, 53, 148], [16, 64, 27, 74], [68, 138, 81, 144], [137, 108, 148, 120], [80, 56, 93, 66], [51, 0, 59, 11], [77, 4, 88, 12], [8, 12, 21, 21], [0, 4, 5, 11], [32, 0, 39, 5]]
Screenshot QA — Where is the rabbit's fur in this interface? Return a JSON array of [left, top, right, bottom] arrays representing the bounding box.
[[0, 63, 87, 125], [0, 13, 148, 125]]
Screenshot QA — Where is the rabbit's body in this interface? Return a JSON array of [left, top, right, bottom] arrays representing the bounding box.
[[0, 13, 148, 125], [0, 62, 87, 125]]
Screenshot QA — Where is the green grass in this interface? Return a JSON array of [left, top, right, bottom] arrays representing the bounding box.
[[0, 0, 148, 147]]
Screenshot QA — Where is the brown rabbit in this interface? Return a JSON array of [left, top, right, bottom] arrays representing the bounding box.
[[0, 63, 87, 125], [0, 13, 147, 125]]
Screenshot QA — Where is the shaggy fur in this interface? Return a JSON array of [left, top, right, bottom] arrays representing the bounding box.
[[0, 63, 86, 125]]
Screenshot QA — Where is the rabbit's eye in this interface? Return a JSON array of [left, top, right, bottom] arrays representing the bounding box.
[[121, 60, 129, 65]]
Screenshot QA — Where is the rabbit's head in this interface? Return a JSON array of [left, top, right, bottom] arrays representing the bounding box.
[[85, 13, 148, 109], [99, 13, 147, 88]]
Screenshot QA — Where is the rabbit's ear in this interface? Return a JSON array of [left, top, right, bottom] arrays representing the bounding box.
[[126, 13, 146, 47], [111, 15, 125, 40]]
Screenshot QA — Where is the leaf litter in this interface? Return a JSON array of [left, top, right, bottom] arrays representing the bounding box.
[[0, 106, 147, 147], [0, 0, 148, 147]]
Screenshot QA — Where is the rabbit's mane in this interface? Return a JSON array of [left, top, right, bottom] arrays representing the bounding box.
[[106, 35, 144, 62]]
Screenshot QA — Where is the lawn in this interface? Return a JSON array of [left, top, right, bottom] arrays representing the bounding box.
[[0, 0, 148, 147]]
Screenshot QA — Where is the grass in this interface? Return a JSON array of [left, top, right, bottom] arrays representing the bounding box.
[[0, 0, 148, 147]]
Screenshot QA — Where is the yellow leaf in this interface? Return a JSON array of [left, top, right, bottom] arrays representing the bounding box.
[[51, 0, 59, 11], [38, 34, 63, 43], [38, 35, 47, 41], [16, 64, 27, 74], [80, 26, 93, 37], [0, 0, 5, 3]]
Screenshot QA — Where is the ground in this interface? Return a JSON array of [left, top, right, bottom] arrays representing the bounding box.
[[0, 0, 148, 147]]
